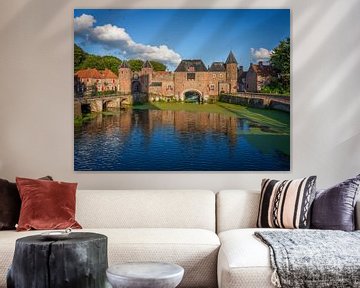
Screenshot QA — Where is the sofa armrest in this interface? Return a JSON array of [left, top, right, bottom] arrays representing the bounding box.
[[356, 200, 360, 230]]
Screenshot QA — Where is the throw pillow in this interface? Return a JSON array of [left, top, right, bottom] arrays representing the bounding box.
[[0, 176, 52, 230], [311, 174, 360, 231], [257, 176, 317, 229], [16, 177, 82, 231]]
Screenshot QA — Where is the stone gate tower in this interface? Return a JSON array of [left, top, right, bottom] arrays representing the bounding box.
[[140, 60, 153, 93], [225, 51, 238, 93], [118, 61, 132, 94]]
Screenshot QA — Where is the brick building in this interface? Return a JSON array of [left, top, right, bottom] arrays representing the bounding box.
[[74, 52, 276, 99], [118, 51, 240, 101], [245, 61, 275, 92], [74, 68, 119, 96]]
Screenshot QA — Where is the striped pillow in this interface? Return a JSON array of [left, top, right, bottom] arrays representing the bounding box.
[[257, 176, 317, 229]]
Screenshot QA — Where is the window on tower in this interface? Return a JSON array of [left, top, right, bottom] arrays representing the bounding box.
[[187, 73, 195, 80]]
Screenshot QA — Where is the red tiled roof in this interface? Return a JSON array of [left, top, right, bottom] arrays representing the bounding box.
[[75, 68, 103, 79], [101, 69, 118, 79]]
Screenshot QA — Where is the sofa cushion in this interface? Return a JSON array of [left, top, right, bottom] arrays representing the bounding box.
[[0, 176, 52, 230], [311, 174, 360, 231], [0, 228, 220, 288], [0, 179, 20, 231], [216, 190, 260, 233], [218, 228, 278, 288], [76, 190, 216, 231], [257, 177, 317, 229], [16, 177, 81, 231]]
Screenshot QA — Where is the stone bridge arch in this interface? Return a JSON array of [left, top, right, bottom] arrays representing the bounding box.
[[102, 99, 120, 110]]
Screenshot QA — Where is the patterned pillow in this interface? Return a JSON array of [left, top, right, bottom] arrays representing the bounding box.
[[257, 176, 317, 229]]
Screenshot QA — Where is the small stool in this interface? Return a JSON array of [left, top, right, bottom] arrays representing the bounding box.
[[106, 262, 184, 288]]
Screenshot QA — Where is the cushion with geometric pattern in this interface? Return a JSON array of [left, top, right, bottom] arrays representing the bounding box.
[[257, 176, 317, 229]]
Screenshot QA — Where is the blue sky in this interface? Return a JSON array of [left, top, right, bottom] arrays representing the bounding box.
[[74, 9, 290, 70]]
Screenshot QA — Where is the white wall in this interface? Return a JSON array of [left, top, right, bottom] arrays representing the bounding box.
[[0, 0, 359, 190]]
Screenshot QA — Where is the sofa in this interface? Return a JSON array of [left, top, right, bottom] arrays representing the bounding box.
[[216, 190, 360, 288], [0, 190, 220, 288], [0, 189, 359, 288]]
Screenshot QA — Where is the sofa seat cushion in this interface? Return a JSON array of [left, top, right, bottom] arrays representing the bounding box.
[[218, 228, 282, 288], [0, 228, 220, 288]]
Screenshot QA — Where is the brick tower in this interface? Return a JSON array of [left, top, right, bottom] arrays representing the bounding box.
[[140, 60, 153, 93], [118, 61, 132, 94], [225, 51, 238, 93]]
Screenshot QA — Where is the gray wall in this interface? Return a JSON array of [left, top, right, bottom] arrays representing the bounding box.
[[0, 0, 359, 190]]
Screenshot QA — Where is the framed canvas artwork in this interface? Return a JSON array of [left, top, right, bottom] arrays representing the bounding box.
[[74, 9, 290, 171]]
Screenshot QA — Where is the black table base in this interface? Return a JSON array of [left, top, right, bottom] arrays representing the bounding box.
[[7, 232, 108, 288]]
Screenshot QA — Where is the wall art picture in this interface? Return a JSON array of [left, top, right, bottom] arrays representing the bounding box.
[[74, 9, 290, 171]]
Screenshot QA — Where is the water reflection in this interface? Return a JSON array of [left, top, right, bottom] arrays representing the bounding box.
[[74, 108, 290, 171]]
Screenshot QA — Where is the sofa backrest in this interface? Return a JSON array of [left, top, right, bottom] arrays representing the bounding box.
[[216, 190, 260, 233], [76, 190, 216, 231], [217, 190, 360, 233]]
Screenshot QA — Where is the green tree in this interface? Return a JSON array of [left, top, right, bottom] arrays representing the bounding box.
[[101, 56, 121, 75], [74, 44, 168, 74], [128, 59, 144, 71], [269, 37, 290, 94], [150, 61, 166, 71], [77, 54, 122, 75], [74, 44, 88, 71]]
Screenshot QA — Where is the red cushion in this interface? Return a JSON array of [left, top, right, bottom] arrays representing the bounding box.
[[16, 177, 82, 231]]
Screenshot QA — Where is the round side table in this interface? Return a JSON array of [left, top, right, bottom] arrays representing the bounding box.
[[106, 262, 184, 288], [7, 232, 108, 288]]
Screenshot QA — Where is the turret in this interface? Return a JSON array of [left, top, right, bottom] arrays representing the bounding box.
[[141, 60, 153, 92], [141, 60, 153, 76], [118, 61, 132, 94], [225, 51, 238, 93]]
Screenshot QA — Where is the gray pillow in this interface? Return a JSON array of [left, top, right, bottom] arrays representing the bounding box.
[[311, 174, 360, 231]]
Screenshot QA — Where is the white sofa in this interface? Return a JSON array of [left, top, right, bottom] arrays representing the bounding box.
[[216, 190, 360, 288], [0, 190, 220, 288], [1, 189, 359, 288]]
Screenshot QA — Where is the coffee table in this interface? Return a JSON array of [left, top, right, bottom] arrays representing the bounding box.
[[7, 232, 108, 288], [106, 262, 184, 288]]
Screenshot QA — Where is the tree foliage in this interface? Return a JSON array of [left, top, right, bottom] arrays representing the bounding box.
[[150, 61, 166, 71], [128, 59, 144, 72], [74, 44, 167, 74], [261, 38, 290, 95], [74, 44, 88, 69]]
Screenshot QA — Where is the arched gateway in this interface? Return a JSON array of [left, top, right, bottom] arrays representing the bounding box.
[[181, 89, 203, 103]]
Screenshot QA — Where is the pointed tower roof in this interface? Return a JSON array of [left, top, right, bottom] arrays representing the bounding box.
[[120, 60, 129, 69], [142, 60, 153, 69], [225, 51, 238, 64]]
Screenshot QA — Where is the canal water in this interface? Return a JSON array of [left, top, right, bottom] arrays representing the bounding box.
[[74, 103, 290, 171]]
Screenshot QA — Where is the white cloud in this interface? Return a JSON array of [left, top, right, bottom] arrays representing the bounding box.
[[250, 48, 272, 63], [74, 14, 182, 68], [74, 14, 96, 33], [93, 24, 132, 43]]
